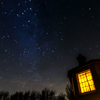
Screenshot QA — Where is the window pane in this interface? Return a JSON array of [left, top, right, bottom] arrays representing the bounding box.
[[77, 69, 96, 94]]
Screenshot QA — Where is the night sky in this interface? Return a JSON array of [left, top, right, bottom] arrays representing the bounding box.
[[0, 0, 100, 94]]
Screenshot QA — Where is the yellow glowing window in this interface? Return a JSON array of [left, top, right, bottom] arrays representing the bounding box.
[[77, 69, 96, 93]]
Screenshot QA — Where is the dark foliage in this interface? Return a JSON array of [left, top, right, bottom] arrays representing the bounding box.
[[65, 84, 75, 100], [23, 91, 30, 100], [57, 93, 66, 100], [0, 84, 75, 100], [40, 88, 56, 100], [0, 91, 9, 100]]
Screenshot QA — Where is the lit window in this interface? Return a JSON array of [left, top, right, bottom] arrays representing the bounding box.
[[77, 69, 96, 93]]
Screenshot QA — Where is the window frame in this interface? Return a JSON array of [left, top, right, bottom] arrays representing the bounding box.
[[76, 69, 96, 95]]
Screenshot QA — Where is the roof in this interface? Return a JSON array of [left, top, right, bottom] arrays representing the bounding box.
[[68, 59, 100, 79]]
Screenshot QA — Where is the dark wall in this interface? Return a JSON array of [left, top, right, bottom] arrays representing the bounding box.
[[71, 63, 100, 100]]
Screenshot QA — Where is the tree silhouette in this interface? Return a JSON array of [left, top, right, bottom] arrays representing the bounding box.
[[0, 86, 73, 100], [11, 92, 19, 100], [23, 91, 30, 100], [0, 91, 9, 100], [49, 90, 56, 100], [0, 91, 4, 100], [57, 93, 66, 100], [10, 95, 13, 100], [41, 89, 46, 100], [66, 84, 75, 100], [30, 91, 37, 100], [36, 91, 41, 100], [40, 88, 56, 100], [18, 92, 23, 100]]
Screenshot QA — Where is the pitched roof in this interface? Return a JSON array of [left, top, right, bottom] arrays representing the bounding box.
[[68, 59, 100, 79]]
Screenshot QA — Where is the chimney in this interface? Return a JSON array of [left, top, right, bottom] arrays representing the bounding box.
[[77, 54, 86, 66]]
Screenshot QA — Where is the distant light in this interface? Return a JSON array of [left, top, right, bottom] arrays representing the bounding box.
[[17, 14, 20, 17], [52, 50, 54, 52], [1, 2, 3, 4], [18, 3, 20, 6], [24, 1, 27, 3], [77, 69, 96, 93], [22, 12, 24, 15], [30, 8, 32, 10], [5, 49, 7, 52], [24, 10, 26, 12], [61, 39, 63, 41], [3, 36, 5, 38], [89, 8, 91, 10], [28, 20, 30, 22]]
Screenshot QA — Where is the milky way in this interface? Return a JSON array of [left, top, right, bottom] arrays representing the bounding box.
[[0, 0, 100, 94]]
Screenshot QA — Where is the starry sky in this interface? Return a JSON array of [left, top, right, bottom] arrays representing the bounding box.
[[0, 0, 100, 94]]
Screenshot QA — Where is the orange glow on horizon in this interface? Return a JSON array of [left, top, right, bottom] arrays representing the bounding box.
[[77, 69, 96, 93]]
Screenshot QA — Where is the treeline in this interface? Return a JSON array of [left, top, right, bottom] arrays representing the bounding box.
[[0, 84, 74, 100]]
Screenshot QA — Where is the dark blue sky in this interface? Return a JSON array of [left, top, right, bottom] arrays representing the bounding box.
[[0, 0, 100, 94]]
